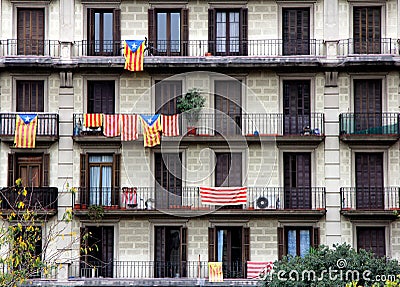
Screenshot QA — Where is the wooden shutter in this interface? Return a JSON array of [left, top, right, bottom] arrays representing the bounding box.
[[8, 153, 15, 187], [88, 8, 95, 56], [155, 226, 166, 278], [215, 153, 229, 187], [353, 7, 381, 54], [80, 154, 88, 205], [180, 227, 188, 277], [357, 227, 385, 257], [182, 9, 189, 56], [208, 9, 215, 55], [113, 154, 121, 206], [113, 9, 121, 55], [16, 81, 44, 113], [208, 227, 216, 262], [148, 8, 156, 54], [240, 8, 248, 55], [17, 9, 45, 55], [283, 8, 310, 55], [243, 227, 250, 262], [102, 226, 114, 277], [80, 226, 89, 260], [312, 227, 320, 249], [155, 81, 182, 115], [277, 227, 284, 260], [43, 154, 50, 187]]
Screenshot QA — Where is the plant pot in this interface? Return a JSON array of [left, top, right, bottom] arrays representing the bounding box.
[[74, 203, 80, 210], [205, 52, 212, 56], [187, 127, 197, 136], [81, 204, 87, 209]]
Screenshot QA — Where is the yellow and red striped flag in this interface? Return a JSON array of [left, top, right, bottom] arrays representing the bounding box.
[[103, 114, 121, 137], [124, 40, 145, 72], [121, 114, 138, 141], [161, 114, 180, 137], [14, 114, 38, 148], [208, 262, 223, 282], [84, 113, 103, 128], [140, 114, 162, 147]]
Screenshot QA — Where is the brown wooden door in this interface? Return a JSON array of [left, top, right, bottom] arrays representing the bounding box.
[[354, 7, 381, 54], [16, 81, 44, 112], [155, 153, 182, 208], [284, 153, 311, 209], [354, 79, 382, 133], [283, 8, 310, 55], [17, 9, 44, 55], [155, 226, 187, 278], [215, 153, 242, 187], [355, 153, 384, 209], [88, 81, 115, 114], [17, 155, 43, 187], [155, 81, 182, 115], [215, 80, 242, 135], [283, 81, 311, 135], [357, 227, 385, 257]]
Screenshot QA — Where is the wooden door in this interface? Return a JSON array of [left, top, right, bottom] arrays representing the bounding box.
[[215, 81, 242, 135], [283, 8, 310, 55], [353, 7, 381, 54], [17, 9, 44, 55], [88, 81, 115, 114], [357, 227, 385, 257]]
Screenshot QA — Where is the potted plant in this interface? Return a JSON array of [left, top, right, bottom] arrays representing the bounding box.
[[87, 205, 104, 222], [177, 88, 205, 135]]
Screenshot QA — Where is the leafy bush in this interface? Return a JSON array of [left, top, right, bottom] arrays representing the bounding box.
[[263, 243, 400, 287]]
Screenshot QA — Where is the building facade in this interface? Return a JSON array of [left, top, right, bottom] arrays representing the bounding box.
[[0, 0, 399, 283]]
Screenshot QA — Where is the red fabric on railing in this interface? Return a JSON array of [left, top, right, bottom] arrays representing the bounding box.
[[199, 187, 247, 205]]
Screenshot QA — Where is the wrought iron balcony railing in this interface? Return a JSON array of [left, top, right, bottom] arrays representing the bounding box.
[[338, 38, 399, 56], [340, 187, 400, 211], [0, 113, 59, 138], [75, 186, 326, 211], [339, 113, 399, 136], [70, 260, 252, 279], [73, 113, 324, 138], [72, 40, 122, 57], [0, 39, 60, 57], [0, 187, 58, 211]]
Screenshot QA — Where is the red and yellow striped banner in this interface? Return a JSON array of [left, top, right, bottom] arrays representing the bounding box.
[[84, 113, 103, 128], [208, 262, 223, 282], [14, 114, 38, 148]]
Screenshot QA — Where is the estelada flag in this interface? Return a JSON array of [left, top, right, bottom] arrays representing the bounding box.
[[140, 114, 162, 147], [124, 40, 145, 72], [14, 114, 38, 148]]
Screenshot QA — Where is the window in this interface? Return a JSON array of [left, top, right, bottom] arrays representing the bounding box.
[[87, 8, 121, 56], [154, 226, 187, 278], [16, 81, 44, 112], [282, 8, 310, 55], [208, 226, 249, 278], [80, 154, 120, 207], [283, 80, 311, 135], [87, 81, 115, 114], [215, 153, 242, 187], [214, 80, 242, 135], [283, 153, 311, 209], [353, 7, 381, 54], [155, 153, 182, 209], [278, 226, 319, 259], [8, 153, 49, 187], [357, 227, 385, 257], [148, 9, 188, 56], [208, 8, 247, 56], [17, 8, 45, 56], [80, 226, 114, 278], [355, 153, 384, 210], [155, 80, 182, 115], [354, 79, 382, 132]]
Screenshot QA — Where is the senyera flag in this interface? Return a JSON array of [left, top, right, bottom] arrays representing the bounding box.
[[14, 113, 38, 148], [200, 187, 247, 205], [124, 40, 145, 72]]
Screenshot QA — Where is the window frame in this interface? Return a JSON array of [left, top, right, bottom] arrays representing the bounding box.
[[87, 80, 116, 114], [352, 221, 390, 257], [16, 80, 45, 113], [12, 75, 49, 112], [82, 75, 119, 114]]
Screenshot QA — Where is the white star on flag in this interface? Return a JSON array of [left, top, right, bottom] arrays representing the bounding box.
[[132, 43, 137, 49]]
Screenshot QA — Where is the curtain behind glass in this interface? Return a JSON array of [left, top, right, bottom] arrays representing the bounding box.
[[90, 166, 100, 205], [102, 166, 112, 206], [89, 155, 113, 205]]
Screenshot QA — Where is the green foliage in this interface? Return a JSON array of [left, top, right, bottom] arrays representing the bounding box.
[[264, 243, 400, 287], [87, 205, 104, 222], [177, 88, 206, 125]]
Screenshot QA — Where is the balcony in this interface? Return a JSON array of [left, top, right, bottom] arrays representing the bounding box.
[[340, 187, 400, 219], [74, 186, 326, 218], [339, 113, 399, 145], [0, 187, 58, 216], [0, 39, 60, 57], [0, 113, 59, 144], [72, 40, 122, 57], [72, 113, 324, 145], [338, 38, 398, 56]]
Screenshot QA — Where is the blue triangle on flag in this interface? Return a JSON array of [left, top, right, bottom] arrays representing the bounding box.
[[140, 114, 160, 127], [125, 40, 145, 53], [18, 114, 37, 124]]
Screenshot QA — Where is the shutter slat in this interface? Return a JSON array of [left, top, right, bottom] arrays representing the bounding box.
[[113, 9, 121, 55], [148, 8, 155, 55], [312, 227, 320, 249], [278, 227, 284, 260], [243, 227, 250, 262], [8, 153, 15, 187], [181, 227, 188, 277], [88, 8, 95, 55], [43, 153, 50, 187], [208, 9, 215, 55], [208, 227, 216, 262], [80, 154, 88, 205], [113, 154, 121, 206], [182, 9, 189, 56], [240, 8, 248, 55]]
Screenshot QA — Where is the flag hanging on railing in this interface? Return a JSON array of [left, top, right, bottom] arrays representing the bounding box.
[[103, 114, 121, 137], [120, 114, 138, 141], [140, 114, 162, 147], [14, 114, 38, 148], [208, 262, 223, 282], [84, 113, 103, 128], [246, 261, 274, 279], [200, 187, 247, 205], [124, 40, 145, 72], [162, 114, 180, 137]]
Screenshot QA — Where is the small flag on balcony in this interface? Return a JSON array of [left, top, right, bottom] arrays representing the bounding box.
[[84, 113, 103, 128], [162, 114, 180, 137], [246, 261, 274, 279], [208, 262, 223, 282], [103, 114, 121, 137], [14, 114, 38, 148], [120, 114, 138, 141], [124, 40, 145, 72], [200, 186, 247, 205], [140, 114, 162, 147]]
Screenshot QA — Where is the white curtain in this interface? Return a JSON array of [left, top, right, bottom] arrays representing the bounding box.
[[102, 166, 112, 206], [90, 166, 100, 205], [89, 155, 113, 206]]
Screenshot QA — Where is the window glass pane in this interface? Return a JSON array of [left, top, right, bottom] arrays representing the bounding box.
[[157, 13, 167, 52], [217, 229, 225, 262], [89, 166, 100, 205], [102, 166, 112, 205], [89, 155, 113, 163], [229, 12, 239, 52], [170, 13, 181, 52], [216, 12, 226, 53], [103, 13, 113, 52], [299, 230, 310, 257], [95, 13, 100, 51], [287, 229, 297, 256]]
